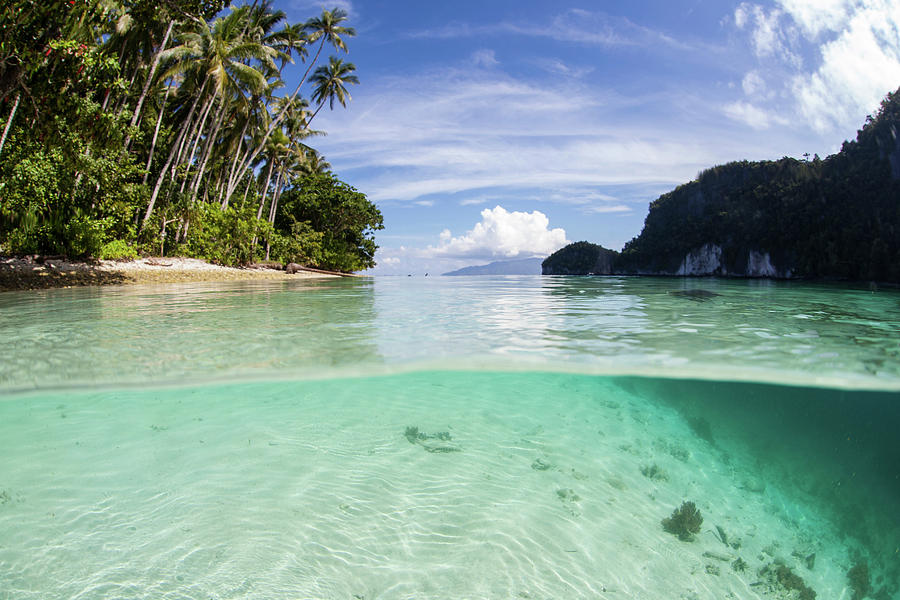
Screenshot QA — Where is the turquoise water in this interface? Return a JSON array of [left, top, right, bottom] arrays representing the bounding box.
[[0, 276, 898, 599]]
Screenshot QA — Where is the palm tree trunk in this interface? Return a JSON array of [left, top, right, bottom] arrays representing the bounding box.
[[0, 91, 21, 160], [142, 84, 172, 185], [265, 172, 285, 262], [114, 62, 142, 119], [268, 167, 284, 224], [124, 19, 175, 151], [256, 158, 275, 220], [252, 158, 276, 249], [141, 88, 205, 230], [239, 175, 252, 209], [189, 97, 226, 201], [223, 37, 328, 206], [221, 108, 253, 210], [179, 90, 217, 194]]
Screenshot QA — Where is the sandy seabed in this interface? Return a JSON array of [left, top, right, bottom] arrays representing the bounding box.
[[0, 256, 339, 291]]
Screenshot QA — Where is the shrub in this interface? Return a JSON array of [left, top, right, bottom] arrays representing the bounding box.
[[97, 239, 138, 261]]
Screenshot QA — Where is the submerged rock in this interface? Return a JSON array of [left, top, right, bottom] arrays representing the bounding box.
[[531, 458, 552, 471], [404, 426, 461, 453], [668, 289, 721, 302]]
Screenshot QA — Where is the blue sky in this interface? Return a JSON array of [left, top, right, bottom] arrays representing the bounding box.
[[279, 0, 900, 274]]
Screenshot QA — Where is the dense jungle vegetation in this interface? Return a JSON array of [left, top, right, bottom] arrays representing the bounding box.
[[546, 89, 900, 282], [0, 0, 383, 271], [616, 88, 900, 282]]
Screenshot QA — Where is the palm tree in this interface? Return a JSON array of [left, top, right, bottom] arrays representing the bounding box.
[[309, 56, 358, 122], [142, 6, 275, 229], [121, 16, 177, 150], [222, 7, 354, 207], [298, 147, 330, 175]]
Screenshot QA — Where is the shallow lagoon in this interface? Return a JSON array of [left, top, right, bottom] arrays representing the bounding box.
[[1, 276, 898, 599]]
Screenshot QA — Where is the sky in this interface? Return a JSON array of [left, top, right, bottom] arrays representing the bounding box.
[[277, 0, 900, 275]]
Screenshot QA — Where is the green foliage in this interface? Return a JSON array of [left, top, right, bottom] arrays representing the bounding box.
[[98, 239, 139, 260], [0, 116, 146, 256], [267, 220, 324, 265], [661, 501, 703, 541], [542, 241, 616, 275], [617, 88, 900, 282], [0, 0, 381, 272], [185, 203, 272, 266], [277, 172, 383, 272]]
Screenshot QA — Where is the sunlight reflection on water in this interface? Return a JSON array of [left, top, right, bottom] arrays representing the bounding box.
[[1, 276, 899, 391]]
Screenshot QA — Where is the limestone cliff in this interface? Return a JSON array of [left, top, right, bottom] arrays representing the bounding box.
[[545, 87, 900, 282]]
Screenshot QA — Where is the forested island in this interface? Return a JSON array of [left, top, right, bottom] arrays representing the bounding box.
[[544, 88, 900, 283], [0, 0, 382, 273]]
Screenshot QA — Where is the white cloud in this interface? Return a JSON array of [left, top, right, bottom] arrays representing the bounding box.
[[723, 101, 787, 129], [533, 58, 595, 79], [290, 0, 355, 17], [777, 0, 850, 37], [583, 204, 632, 214], [742, 70, 766, 95], [734, 0, 900, 133], [471, 49, 499, 67], [734, 2, 802, 66], [791, 1, 900, 131], [425, 206, 569, 259], [314, 68, 726, 205], [409, 9, 690, 51]]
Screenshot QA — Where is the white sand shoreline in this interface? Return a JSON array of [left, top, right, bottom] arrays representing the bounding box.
[[0, 256, 343, 291]]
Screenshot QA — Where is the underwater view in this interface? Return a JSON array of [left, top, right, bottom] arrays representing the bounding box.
[[1, 276, 899, 599]]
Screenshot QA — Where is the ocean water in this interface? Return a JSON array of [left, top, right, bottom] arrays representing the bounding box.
[[0, 276, 898, 599]]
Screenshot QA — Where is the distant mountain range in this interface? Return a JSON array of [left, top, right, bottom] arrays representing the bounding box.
[[442, 257, 544, 276]]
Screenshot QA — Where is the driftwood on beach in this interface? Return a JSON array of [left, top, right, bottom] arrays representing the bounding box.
[[285, 262, 360, 278]]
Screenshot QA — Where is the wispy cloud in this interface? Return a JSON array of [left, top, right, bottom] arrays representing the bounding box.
[[408, 9, 691, 51], [288, 0, 356, 19], [583, 204, 633, 214], [732, 0, 900, 133], [532, 58, 595, 79], [315, 66, 754, 208], [723, 100, 789, 129], [471, 49, 499, 67]]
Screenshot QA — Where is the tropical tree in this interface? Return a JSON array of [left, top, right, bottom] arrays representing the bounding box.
[[309, 56, 358, 122], [221, 7, 354, 206], [1, 0, 379, 270]]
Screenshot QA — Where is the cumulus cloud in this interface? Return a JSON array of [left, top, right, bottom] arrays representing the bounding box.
[[425, 206, 569, 259]]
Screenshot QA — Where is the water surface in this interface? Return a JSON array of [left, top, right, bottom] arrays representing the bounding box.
[[1, 276, 898, 599]]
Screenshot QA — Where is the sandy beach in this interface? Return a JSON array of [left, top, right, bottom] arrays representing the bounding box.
[[0, 256, 342, 291]]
